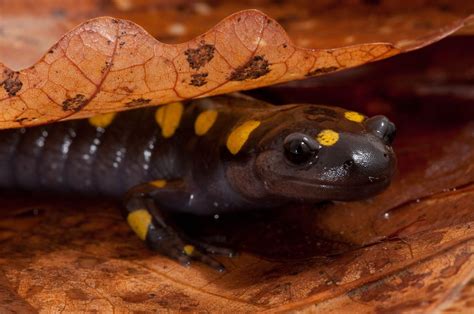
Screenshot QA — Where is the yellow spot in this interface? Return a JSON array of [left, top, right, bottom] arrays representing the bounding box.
[[150, 180, 167, 188], [88, 112, 116, 128], [226, 120, 261, 155], [344, 111, 365, 123], [155, 102, 184, 138], [317, 129, 339, 146], [194, 110, 218, 136], [183, 245, 195, 256], [127, 209, 152, 241]]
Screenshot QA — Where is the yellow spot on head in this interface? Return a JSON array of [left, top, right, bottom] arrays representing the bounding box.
[[317, 129, 339, 146], [127, 209, 152, 241], [150, 180, 167, 188], [344, 111, 365, 123], [183, 245, 195, 256], [155, 102, 184, 138], [88, 112, 116, 128], [226, 120, 261, 155], [194, 110, 218, 136]]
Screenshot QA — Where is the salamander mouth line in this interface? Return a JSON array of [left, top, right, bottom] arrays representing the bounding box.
[[278, 176, 390, 189]]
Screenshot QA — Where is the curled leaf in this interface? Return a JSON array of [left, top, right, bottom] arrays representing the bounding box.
[[3, 1, 474, 69], [0, 10, 472, 129]]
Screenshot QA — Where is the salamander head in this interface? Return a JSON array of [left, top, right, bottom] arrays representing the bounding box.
[[226, 105, 397, 202]]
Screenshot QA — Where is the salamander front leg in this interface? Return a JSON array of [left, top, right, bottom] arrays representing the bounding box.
[[123, 180, 233, 271]]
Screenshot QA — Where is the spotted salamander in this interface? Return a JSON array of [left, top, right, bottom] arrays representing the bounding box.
[[0, 94, 396, 270]]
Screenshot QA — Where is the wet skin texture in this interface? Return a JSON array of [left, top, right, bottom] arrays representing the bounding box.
[[0, 94, 396, 270]]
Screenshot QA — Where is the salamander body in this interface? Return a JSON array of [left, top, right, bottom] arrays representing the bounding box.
[[0, 94, 396, 270]]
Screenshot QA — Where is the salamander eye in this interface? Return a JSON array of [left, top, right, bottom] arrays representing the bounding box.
[[284, 133, 321, 164]]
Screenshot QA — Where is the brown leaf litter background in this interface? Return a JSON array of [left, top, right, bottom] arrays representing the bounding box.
[[0, 0, 473, 312], [0, 1, 473, 129]]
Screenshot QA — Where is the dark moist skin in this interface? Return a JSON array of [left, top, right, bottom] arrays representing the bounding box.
[[0, 94, 396, 271]]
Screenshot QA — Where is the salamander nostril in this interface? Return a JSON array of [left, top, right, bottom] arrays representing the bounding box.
[[365, 115, 396, 145]]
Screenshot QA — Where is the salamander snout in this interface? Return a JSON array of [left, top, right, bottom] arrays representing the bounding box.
[[313, 131, 397, 200], [365, 115, 396, 145]]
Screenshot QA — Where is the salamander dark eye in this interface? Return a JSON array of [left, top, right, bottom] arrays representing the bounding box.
[[284, 133, 321, 164]]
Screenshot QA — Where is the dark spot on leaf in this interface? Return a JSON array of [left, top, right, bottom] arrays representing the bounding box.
[[184, 43, 215, 70], [306, 66, 339, 77], [189, 73, 208, 87], [229, 55, 271, 81], [14, 117, 34, 124], [126, 98, 151, 107], [283, 44, 287, 48], [101, 61, 113, 74], [1, 69, 23, 96], [62, 94, 87, 112], [47, 44, 58, 54], [118, 86, 133, 93]]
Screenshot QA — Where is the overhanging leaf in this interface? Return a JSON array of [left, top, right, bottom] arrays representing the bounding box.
[[2, 1, 474, 70], [0, 10, 472, 129]]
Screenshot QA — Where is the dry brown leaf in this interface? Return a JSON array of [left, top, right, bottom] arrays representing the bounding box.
[[0, 9, 472, 129], [2, 0, 474, 70]]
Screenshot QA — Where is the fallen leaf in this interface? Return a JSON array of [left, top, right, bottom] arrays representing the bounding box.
[[0, 9, 472, 129]]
